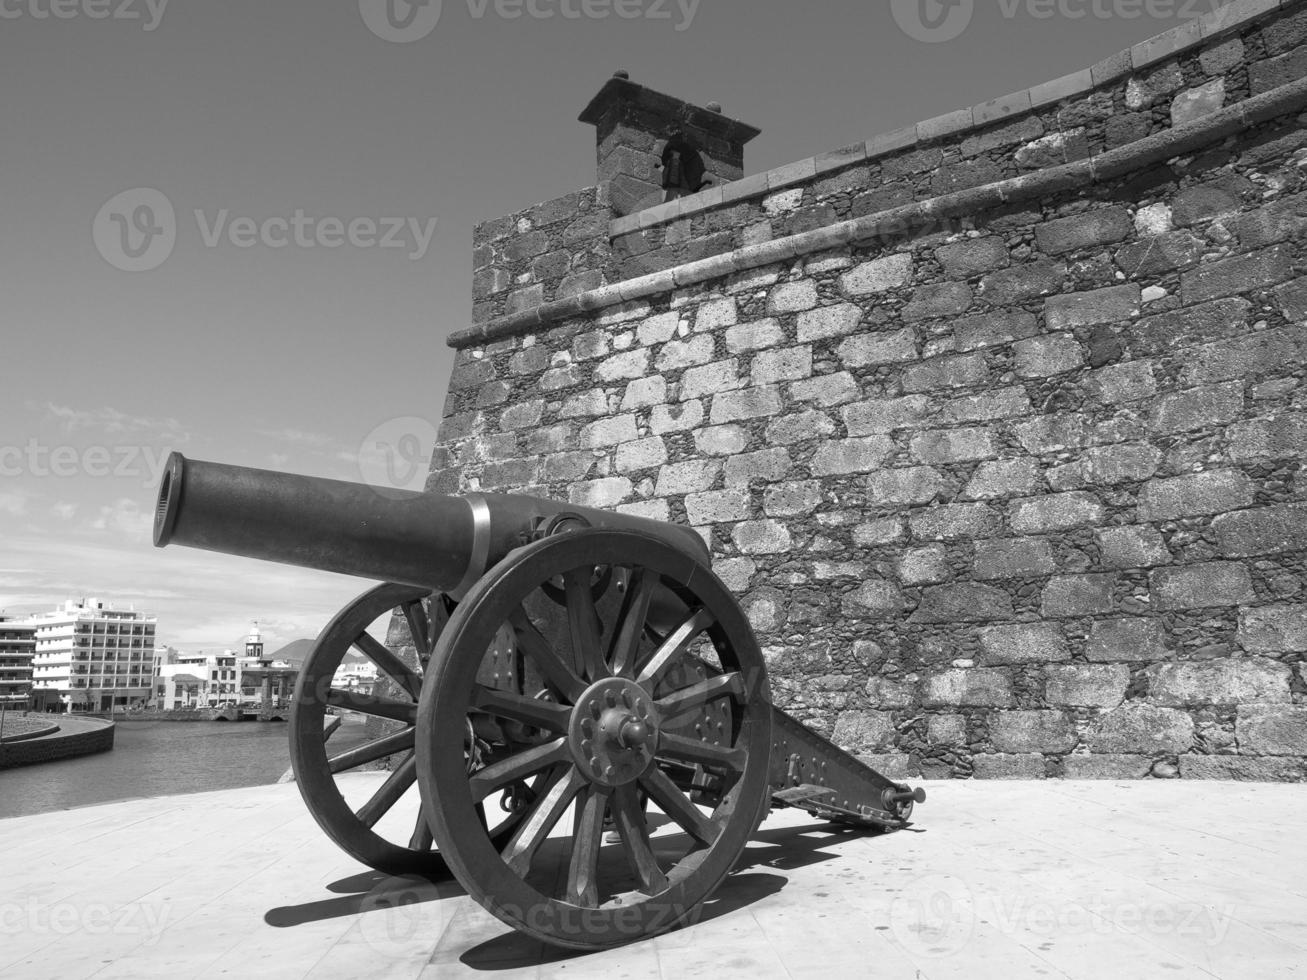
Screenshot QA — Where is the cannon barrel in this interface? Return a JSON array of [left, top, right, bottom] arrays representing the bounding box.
[[153, 453, 709, 596]]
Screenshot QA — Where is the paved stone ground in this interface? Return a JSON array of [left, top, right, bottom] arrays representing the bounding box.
[[1, 776, 1304, 979]]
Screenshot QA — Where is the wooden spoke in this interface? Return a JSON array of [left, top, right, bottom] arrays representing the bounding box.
[[565, 568, 608, 682], [469, 739, 570, 803], [356, 753, 417, 829], [501, 766, 586, 877], [472, 685, 571, 733], [401, 599, 433, 659], [657, 733, 747, 773], [635, 608, 716, 690], [655, 672, 744, 720], [328, 726, 416, 774], [566, 785, 610, 907], [612, 784, 667, 895], [326, 688, 417, 725], [640, 766, 721, 845], [409, 805, 434, 850], [353, 632, 422, 701], [511, 609, 586, 703], [607, 568, 656, 677]]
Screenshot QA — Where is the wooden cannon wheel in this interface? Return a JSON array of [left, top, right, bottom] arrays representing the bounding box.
[[289, 583, 529, 876], [416, 528, 773, 950]]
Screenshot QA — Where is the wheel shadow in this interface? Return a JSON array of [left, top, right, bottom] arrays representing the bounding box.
[[263, 816, 904, 971]]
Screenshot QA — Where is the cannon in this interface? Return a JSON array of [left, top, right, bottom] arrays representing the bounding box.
[[153, 452, 925, 950]]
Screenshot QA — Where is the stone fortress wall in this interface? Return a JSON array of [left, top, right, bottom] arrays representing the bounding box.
[[432, 0, 1307, 780]]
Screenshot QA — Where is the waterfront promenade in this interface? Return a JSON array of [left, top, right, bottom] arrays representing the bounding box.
[[1, 776, 1304, 979]]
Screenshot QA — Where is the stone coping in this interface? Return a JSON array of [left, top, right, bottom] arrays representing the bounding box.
[[605, 0, 1294, 240], [0, 718, 60, 743], [448, 72, 1307, 350]]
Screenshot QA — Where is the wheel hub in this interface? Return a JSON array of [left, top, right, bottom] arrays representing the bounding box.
[[567, 677, 660, 787]]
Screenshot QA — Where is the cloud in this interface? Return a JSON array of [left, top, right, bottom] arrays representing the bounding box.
[[0, 490, 29, 516], [50, 502, 78, 521], [255, 427, 339, 449], [42, 402, 189, 441], [90, 497, 154, 537]]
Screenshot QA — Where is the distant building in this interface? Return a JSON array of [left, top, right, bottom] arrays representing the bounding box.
[[332, 660, 378, 694], [0, 616, 36, 708], [28, 598, 157, 712], [155, 650, 241, 709]]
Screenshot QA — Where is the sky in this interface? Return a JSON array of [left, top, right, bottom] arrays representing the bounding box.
[[0, 0, 1238, 650]]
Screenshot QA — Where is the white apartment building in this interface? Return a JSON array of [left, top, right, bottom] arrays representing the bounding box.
[[29, 598, 157, 712], [155, 650, 241, 709], [0, 615, 36, 707]]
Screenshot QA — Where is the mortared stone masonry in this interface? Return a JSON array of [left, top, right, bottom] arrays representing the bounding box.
[[433, 0, 1307, 781]]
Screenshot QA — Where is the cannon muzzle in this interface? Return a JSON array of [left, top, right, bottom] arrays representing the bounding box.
[[153, 453, 709, 597]]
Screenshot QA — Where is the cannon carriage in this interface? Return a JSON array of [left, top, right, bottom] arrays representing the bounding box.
[[153, 452, 924, 950]]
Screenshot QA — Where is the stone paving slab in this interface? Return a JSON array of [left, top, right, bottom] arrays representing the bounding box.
[[1, 777, 1304, 979]]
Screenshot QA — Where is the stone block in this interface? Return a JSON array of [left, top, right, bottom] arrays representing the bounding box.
[[1080, 445, 1163, 486], [790, 372, 860, 407], [1238, 604, 1307, 654], [855, 518, 906, 546], [974, 537, 1056, 580], [842, 580, 906, 618], [1137, 470, 1254, 522], [751, 347, 812, 386], [1182, 328, 1307, 386], [1062, 755, 1153, 779], [1014, 335, 1085, 378], [580, 414, 638, 448], [936, 237, 1010, 279], [1181, 246, 1294, 305], [614, 437, 668, 472], [767, 280, 818, 314], [1116, 231, 1205, 279], [709, 386, 783, 425], [910, 583, 1014, 623], [764, 481, 823, 518], [928, 714, 967, 744], [1087, 704, 1193, 754], [810, 436, 895, 476], [990, 711, 1077, 754], [1096, 526, 1171, 570], [1237, 706, 1307, 756], [941, 388, 1033, 424], [724, 448, 792, 487], [868, 467, 945, 507], [954, 312, 1040, 351], [637, 311, 681, 346], [560, 390, 608, 419], [1226, 416, 1307, 463], [909, 503, 1002, 541], [1034, 207, 1132, 255], [902, 354, 990, 392], [1084, 361, 1158, 404], [680, 360, 742, 401], [843, 395, 933, 436], [654, 459, 721, 496], [963, 459, 1042, 500], [797, 304, 863, 342], [1045, 284, 1141, 331], [1213, 504, 1307, 558], [694, 298, 737, 333], [543, 451, 596, 483], [725, 318, 785, 354], [568, 477, 632, 509], [978, 261, 1065, 306], [1250, 46, 1307, 96], [840, 254, 913, 296], [1150, 382, 1244, 434], [831, 710, 896, 754], [713, 557, 756, 592], [1010, 492, 1104, 534], [656, 335, 717, 372], [732, 520, 793, 555], [1152, 562, 1254, 610], [1147, 659, 1292, 706], [685, 489, 751, 525], [896, 544, 950, 586], [1132, 299, 1250, 355], [1087, 618, 1170, 663], [978, 623, 1068, 666], [1180, 755, 1307, 781], [765, 410, 836, 446], [1044, 665, 1129, 709], [837, 328, 918, 368], [620, 375, 668, 409], [902, 282, 974, 322], [650, 400, 705, 434], [1041, 574, 1116, 618], [866, 676, 917, 710], [972, 754, 1046, 779], [922, 669, 1014, 708], [1171, 78, 1226, 127], [910, 427, 997, 464]]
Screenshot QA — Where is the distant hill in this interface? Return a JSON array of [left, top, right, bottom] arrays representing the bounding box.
[[269, 638, 316, 666]]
